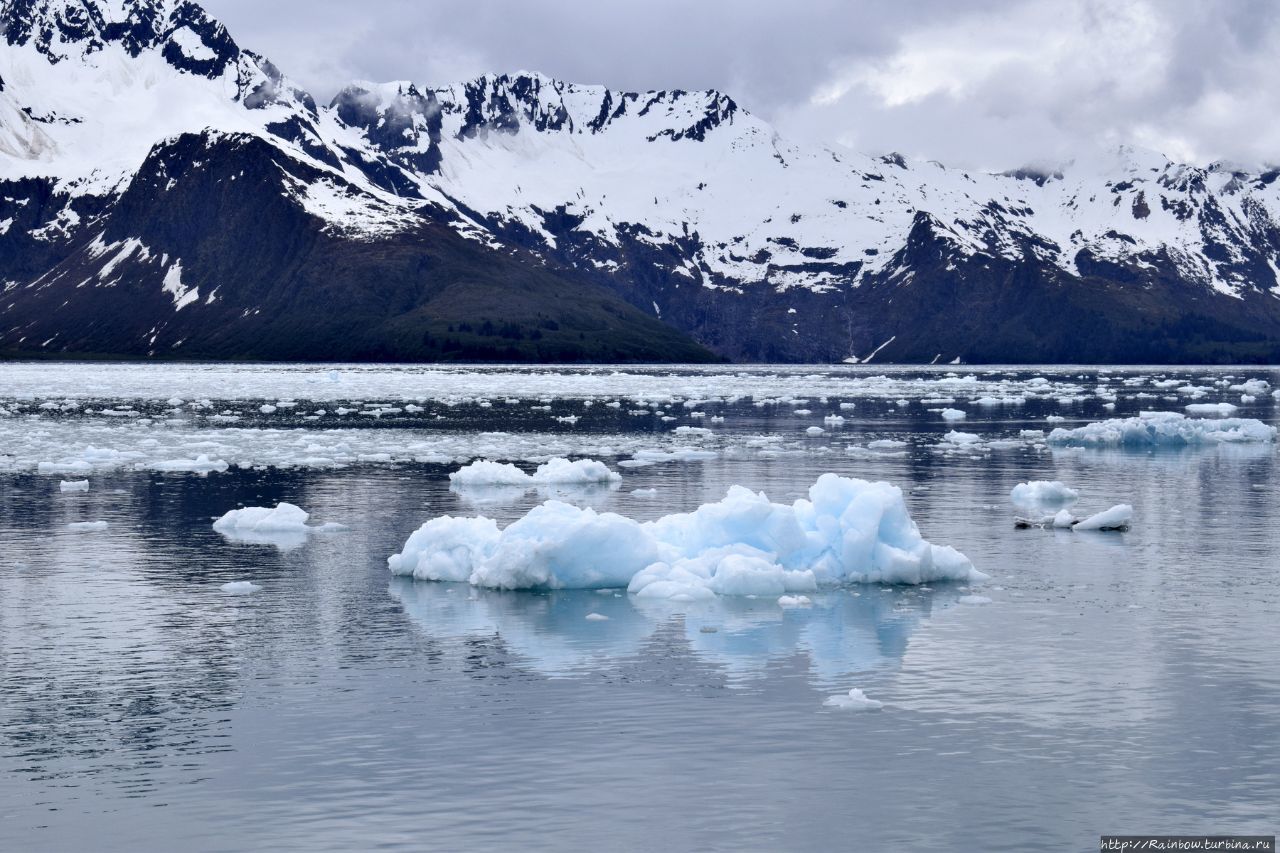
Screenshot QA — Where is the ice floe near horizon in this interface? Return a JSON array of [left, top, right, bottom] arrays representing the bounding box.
[[1047, 412, 1276, 447], [389, 473, 985, 597]]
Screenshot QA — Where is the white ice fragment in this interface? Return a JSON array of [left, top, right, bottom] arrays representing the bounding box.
[[778, 594, 813, 608], [59, 480, 89, 492], [940, 408, 967, 421], [1073, 504, 1133, 531], [958, 594, 992, 605], [823, 688, 883, 711], [67, 521, 109, 532], [1010, 480, 1079, 509], [220, 581, 262, 594], [1185, 402, 1238, 416], [584, 613, 609, 621]]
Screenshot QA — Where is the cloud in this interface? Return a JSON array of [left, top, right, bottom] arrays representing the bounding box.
[[201, 0, 1280, 170]]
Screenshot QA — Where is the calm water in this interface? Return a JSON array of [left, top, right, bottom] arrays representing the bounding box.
[[1, 364, 1278, 851]]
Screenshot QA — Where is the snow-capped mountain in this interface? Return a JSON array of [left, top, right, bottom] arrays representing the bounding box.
[[3, 0, 1280, 362]]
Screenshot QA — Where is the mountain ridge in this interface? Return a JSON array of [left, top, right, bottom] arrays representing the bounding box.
[[3, 0, 1280, 363]]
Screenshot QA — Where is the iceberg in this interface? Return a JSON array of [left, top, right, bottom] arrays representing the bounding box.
[[448, 457, 622, 489], [1047, 412, 1276, 447], [390, 474, 984, 597], [212, 502, 329, 549], [1010, 480, 1079, 509], [1073, 504, 1133, 531]]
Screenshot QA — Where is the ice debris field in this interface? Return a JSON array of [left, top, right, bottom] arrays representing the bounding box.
[[2, 365, 1277, 475]]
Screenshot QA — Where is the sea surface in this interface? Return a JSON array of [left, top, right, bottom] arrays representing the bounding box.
[[1, 363, 1278, 852]]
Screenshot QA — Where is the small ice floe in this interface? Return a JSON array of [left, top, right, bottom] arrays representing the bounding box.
[[585, 613, 609, 621], [940, 408, 967, 421], [805, 426, 825, 436], [213, 502, 332, 549], [1010, 480, 1079, 509], [59, 480, 89, 492], [67, 520, 108, 532], [778, 594, 813, 608], [1185, 402, 1238, 416], [958, 594, 992, 605], [823, 688, 884, 711], [1072, 504, 1134, 531], [449, 458, 622, 489], [220, 581, 262, 595], [631, 488, 658, 497], [1015, 504, 1133, 532]]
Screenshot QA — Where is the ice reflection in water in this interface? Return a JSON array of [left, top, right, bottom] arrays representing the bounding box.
[[389, 579, 957, 684]]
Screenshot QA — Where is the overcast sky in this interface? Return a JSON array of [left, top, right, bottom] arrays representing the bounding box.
[[202, 0, 1280, 171]]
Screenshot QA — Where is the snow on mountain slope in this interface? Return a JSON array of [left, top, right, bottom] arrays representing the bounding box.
[[335, 72, 1280, 302], [0, 0, 458, 236]]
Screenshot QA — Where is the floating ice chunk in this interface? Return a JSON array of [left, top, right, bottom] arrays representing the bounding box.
[[60, 480, 89, 492], [805, 426, 825, 436], [1073, 504, 1133, 531], [67, 521, 108, 532], [1010, 480, 1079, 508], [1047, 412, 1276, 447], [940, 408, 967, 421], [387, 516, 502, 582], [1052, 509, 1076, 528], [449, 458, 621, 488], [312, 522, 350, 533], [220, 581, 262, 594], [213, 502, 315, 549], [631, 488, 658, 497], [868, 439, 907, 449], [390, 474, 983, 595], [958, 595, 992, 605], [215, 502, 309, 532], [823, 688, 883, 711], [1229, 379, 1269, 395], [1185, 402, 1238, 416], [778, 594, 813, 608], [823, 415, 846, 426], [449, 460, 532, 487], [259, 404, 277, 414], [942, 430, 982, 445], [584, 613, 609, 621], [532, 458, 621, 485]]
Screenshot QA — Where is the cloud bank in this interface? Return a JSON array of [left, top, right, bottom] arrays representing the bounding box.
[[203, 0, 1280, 170]]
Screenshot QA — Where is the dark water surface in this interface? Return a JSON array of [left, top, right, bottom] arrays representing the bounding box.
[[1, 365, 1278, 851]]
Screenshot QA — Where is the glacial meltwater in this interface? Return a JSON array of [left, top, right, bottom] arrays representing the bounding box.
[[1, 364, 1278, 852]]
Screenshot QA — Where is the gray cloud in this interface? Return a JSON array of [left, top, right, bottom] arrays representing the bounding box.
[[202, 0, 1280, 170]]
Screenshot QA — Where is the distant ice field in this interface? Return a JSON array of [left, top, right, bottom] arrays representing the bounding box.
[[1, 363, 1276, 475]]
